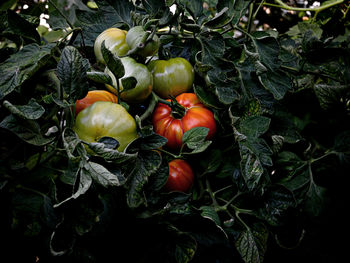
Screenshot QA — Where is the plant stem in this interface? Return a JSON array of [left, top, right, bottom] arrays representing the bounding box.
[[310, 151, 337, 163], [270, 0, 344, 12]]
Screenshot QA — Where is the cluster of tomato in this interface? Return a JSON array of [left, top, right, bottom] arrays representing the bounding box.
[[74, 26, 217, 193]]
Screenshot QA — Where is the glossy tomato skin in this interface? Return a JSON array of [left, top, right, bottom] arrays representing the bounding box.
[[94, 28, 130, 65], [152, 93, 216, 150], [74, 101, 138, 152], [147, 57, 194, 98], [75, 90, 118, 116], [105, 57, 153, 103], [126, 26, 160, 57], [164, 159, 194, 192]]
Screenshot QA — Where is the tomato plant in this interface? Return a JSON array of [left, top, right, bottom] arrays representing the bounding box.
[[148, 57, 195, 98], [75, 90, 118, 115], [152, 93, 216, 150], [164, 159, 194, 192], [1, 1, 349, 263], [74, 101, 138, 151]]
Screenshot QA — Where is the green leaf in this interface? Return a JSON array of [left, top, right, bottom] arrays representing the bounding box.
[[194, 85, 224, 109], [204, 7, 230, 29], [87, 71, 113, 85], [57, 46, 89, 103], [182, 127, 209, 149], [314, 84, 349, 110], [147, 158, 169, 191], [3, 98, 45, 120], [258, 70, 292, 100], [240, 116, 271, 138], [62, 128, 86, 160], [304, 183, 328, 217], [217, 0, 252, 26], [0, 43, 55, 99], [126, 151, 162, 208], [179, 0, 203, 18], [83, 161, 122, 187], [0, 115, 54, 146], [1, 10, 40, 44], [200, 206, 221, 226], [253, 36, 281, 71], [87, 140, 138, 164], [128, 133, 168, 151], [102, 42, 125, 79], [234, 224, 268, 263], [142, 0, 166, 16], [121, 76, 137, 92]]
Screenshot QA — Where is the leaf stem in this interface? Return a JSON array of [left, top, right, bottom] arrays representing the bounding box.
[[271, 0, 344, 12]]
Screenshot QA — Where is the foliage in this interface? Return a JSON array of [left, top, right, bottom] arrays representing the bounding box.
[[0, 0, 349, 262]]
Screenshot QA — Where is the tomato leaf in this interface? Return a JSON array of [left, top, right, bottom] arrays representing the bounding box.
[[83, 161, 122, 187], [0, 43, 55, 99], [0, 115, 55, 146], [87, 71, 113, 86], [57, 46, 89, 103], [121, 76, 137, 92], [2, 98, 45, 120], [234, 224, 268, 263], [101, 41, 125, 79], [217, 0, 252, 26]]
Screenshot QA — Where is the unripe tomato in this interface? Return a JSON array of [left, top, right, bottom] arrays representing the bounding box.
[[105, 57, 153, 103], [164, 159, 194, 192], [126, 26, 160, 57], [94, 28, 130, 65], [75, 90, 118, 116], [74, 101, 138, 152], [148, 57, 194, 98], [152, 93, 216, 150]]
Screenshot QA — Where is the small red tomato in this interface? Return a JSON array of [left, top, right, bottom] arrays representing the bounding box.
[[164, 159, 194, 192], [152, 93, 216, 150], [75, 90, 118, 115]]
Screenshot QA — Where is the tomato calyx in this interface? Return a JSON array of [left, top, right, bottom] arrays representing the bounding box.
[[156, 94, 187, 119]]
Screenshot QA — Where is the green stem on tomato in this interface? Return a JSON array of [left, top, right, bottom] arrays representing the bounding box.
[[270, 0, 344, 12]]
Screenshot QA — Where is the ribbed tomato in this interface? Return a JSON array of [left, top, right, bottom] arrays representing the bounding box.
[[164, 159, 194, 192], [75, 90, 118, 116], [152, 93, 216, 150]]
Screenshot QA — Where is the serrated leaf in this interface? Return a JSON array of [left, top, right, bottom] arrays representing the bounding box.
[[84, 161, 122, 187], [182, 127, 209, 149], [258, 70, 292, 100], [3, 98, 45, 120], [235, 224, 268, 263], [57, 46, 89, 103], [0, 43, 54, 99]]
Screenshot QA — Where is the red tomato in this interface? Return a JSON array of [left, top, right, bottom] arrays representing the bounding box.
[[75, 90, 118, 115], [164, 159, 194, 192], [152, 93, 216, 150]]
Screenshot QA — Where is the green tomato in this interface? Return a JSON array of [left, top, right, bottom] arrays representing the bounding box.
[[147, 57, 194, 98], [94, 28, 130, 65], [74, 101, 138, 152], [105, 57, 153, 103], [126, 26, 160, 57]]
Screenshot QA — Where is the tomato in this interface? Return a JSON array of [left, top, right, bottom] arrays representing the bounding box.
[[164, 159, 194, 192], [147, 57, 195, 98], [74, 101, 138, 152], [75, 90, 118, 116], [105, 57, 153, 103], [94, 28, 130, 65], [152, 93, 216, 150], [126, 26, 160, 57]]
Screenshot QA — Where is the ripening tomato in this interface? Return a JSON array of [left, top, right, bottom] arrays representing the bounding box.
[[125, 26, 160, 57], [164, 159, 194, 192], [152, 93, 216, 150], [75, 90, 118, 115], [74, 101, 138, 152], [94, 28, 130, 65], [147, 57, 194, 98]]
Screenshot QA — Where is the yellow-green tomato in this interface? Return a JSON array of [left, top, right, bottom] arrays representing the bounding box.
[[125, 26, 160, 57], [147, 57, 195, 98], [74, 101, 138, 152], [94, 28, 130, 65], [105, 57, 153, 103]]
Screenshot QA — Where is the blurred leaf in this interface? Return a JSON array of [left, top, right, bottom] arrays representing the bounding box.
[[314, 84, 349, 110], [57, 46, 89, 103], [0, 43, 55, 99]]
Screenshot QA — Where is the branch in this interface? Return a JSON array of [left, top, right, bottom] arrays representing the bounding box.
[[271, 0, 344, 12]]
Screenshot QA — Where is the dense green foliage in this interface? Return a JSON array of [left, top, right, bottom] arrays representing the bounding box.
[[0, 0, 349, 262]]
